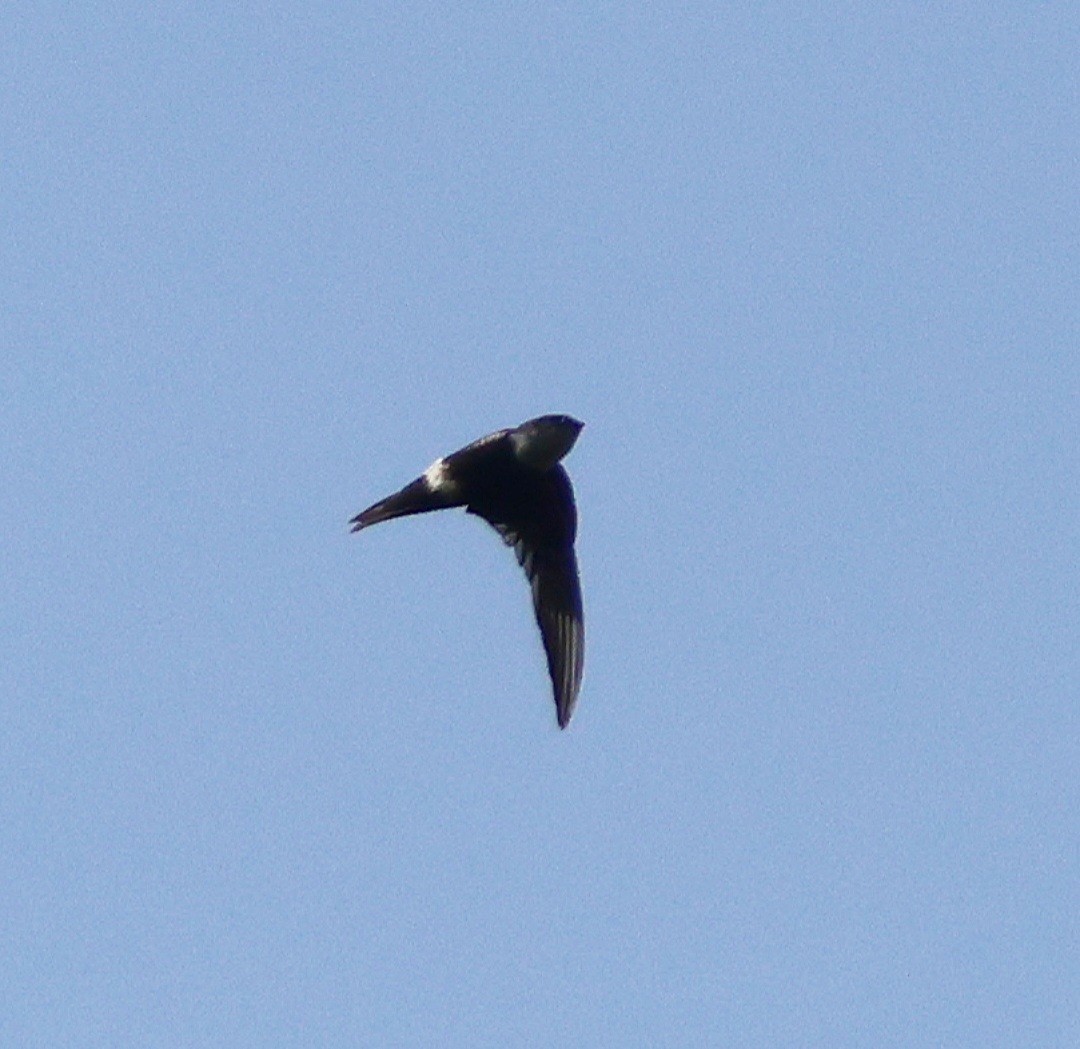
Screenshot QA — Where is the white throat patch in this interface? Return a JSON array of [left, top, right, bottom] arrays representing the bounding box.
[[510, 423, 577, 470]]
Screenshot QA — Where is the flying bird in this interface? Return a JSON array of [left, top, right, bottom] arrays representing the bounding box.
[[350, 414, 585, 728]]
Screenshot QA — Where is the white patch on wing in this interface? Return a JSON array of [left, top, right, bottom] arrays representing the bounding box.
[[423, 457, 459, 495]]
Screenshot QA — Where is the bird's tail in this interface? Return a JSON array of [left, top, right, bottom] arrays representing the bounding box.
[[349, 476, 460, 532]]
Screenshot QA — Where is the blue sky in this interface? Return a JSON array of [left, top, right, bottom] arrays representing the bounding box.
[[3, 4, 1077, 1046]]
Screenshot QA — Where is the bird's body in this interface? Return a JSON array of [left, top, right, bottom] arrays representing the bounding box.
[[350, 414, 585, 728]]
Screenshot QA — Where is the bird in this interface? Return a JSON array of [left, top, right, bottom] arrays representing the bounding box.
[[350, 414, 586, 728]]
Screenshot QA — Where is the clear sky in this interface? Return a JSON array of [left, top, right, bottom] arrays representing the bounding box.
[[3, 5, 1077, 1046]]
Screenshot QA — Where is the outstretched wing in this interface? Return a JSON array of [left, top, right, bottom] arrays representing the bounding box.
[[349, 427, 511, 532], [529, 545, 584, 729], [484, 467, 584, 728]]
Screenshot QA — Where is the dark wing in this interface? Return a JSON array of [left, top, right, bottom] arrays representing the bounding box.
[[528, 544, 584, 728], [349, 475, 460, 531], [482, 467, 584, 728], [349, 427, 511, 532]]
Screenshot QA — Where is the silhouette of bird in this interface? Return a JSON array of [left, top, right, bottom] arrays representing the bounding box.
[[350, 414, 585, 728]]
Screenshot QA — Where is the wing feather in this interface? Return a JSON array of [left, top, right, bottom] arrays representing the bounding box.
[[527, 545, 584, 728], [473, 467, 584, 727]]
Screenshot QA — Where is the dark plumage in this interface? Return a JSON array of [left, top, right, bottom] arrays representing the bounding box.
[[350, 414, 585, 728]]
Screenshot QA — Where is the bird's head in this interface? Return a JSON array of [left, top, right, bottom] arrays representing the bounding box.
[[510, 414, 584, 470]]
